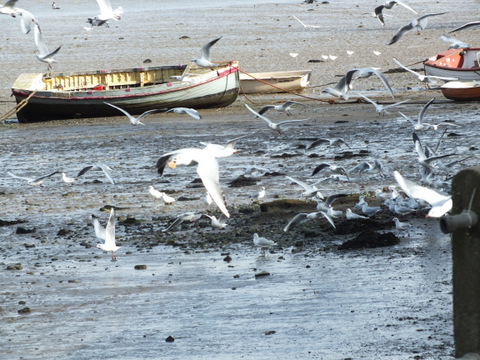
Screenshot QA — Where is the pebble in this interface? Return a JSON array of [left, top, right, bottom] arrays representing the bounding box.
[[6, 263, 22, 270], [165, 335, 175, 343], [255, 270, 270, 278]]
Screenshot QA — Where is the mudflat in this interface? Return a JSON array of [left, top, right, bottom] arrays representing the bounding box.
[[1, 1, 479, 359]]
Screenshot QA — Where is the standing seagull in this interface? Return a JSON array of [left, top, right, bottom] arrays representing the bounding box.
[[94, 208, 120, 261], [252, 233, 276, 256], [156, 148, 230, 218], [392, 217, 412, 231], [346, 208, 368, 220], [250, 186, 266, 201], [192, 36, 222, 68], [149, 185, 175, 205], [104, 102, 163, 125], [33, 23, 61, 71], [258, 100, 306, 116], [86, 0, 122, 28], [386, 12, 447, 45], [245, 104, 311, 134]]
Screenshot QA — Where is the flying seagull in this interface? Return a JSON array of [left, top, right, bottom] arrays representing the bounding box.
[[8, 170, 58, 186], [393, 170, 452, 218], [86, 0, 123, 29], [155, 148, 230, 218], [374, 1, 418, 26], [258, 100, 306, 116], [398, 97, 435, 131], [355, 92, 410, 115], [201, 134, 250, 158], [449, 21, 480, 33], [283, 211, 336, 232], [77, 163, 115, 185], [386, 12, 447, 45], [245, 104, 311, 134], [292, 14, 321, 29], [393, 57, 457, 86], [34, 23, 61, 71], [165, 107, 202, 120], [439, 35, 470, 49], [104, 102, 164, 125], [192, 36, 222, 68]]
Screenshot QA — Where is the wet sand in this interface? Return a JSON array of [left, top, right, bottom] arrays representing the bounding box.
[[1, 1, 480, 359]]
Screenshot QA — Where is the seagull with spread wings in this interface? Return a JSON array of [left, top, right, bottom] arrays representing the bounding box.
[[386, 12, 447, 45], [192, 36, 222, 68], [94, 208, 120, 261], [245, 104, 311, 134], [155, 148, 230, 218]]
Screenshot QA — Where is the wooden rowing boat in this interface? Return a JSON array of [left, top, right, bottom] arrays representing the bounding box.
[[239, 70, 311, 94], [424, 48, 480, 81], [11, 61, 239, 122], [440, 80, 480, 101]]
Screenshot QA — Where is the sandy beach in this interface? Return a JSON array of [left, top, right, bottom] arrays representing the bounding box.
[[1, 1, 480, 359]]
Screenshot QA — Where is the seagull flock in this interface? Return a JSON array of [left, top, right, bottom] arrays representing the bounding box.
[[3, 0, 478, 259]]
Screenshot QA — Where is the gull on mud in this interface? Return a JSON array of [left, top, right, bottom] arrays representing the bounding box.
[[94, 208, 120, 261], [253, 233, 276, 256]]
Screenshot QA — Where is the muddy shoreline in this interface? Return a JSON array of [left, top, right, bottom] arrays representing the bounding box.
[[2, 0, 480, 358]]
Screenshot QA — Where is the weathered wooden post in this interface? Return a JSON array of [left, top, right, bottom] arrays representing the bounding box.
[[440, 166, 480, 358]]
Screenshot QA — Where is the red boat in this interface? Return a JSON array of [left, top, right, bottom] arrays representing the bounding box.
[[424, 48, 480, 81]]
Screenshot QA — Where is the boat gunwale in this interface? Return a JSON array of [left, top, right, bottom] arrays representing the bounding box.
[[12, 62, 239, 102], [12, 66, 238, 101], [424, 47, 480, 72]]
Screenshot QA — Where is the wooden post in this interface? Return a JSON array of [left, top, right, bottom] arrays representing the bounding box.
[[448, 166, 480, 358]]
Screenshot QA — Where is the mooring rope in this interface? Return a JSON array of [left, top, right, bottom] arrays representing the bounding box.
[[0, 90, 37, 123], [238, 68, 331, 104]]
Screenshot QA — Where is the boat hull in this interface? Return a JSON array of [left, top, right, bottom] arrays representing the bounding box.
[[239, 70, 311, 94], [12, 62, 239, 123], [424, 48, 480, 81], [440, 81, 480, 101]]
